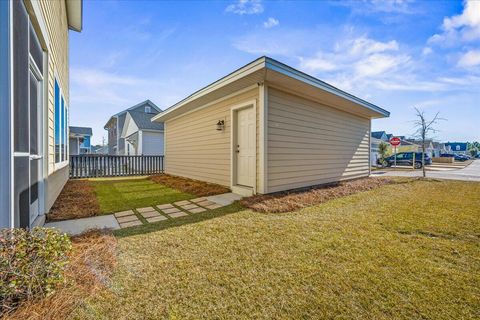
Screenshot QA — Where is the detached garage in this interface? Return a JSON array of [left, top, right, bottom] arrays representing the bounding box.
[[152, 57, 389, 195]]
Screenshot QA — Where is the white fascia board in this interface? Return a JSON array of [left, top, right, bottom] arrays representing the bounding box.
[[65, 0, 83, 32], [264, 58, 390, 118], [152, 57, 267, 122], [152, 56, 390, 123]]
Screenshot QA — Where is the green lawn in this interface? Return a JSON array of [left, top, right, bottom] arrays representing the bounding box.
[[91, 177, 194, 213], [76, 179, 480, 319]]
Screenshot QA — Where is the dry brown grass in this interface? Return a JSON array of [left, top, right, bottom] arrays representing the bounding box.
[[3, 231, 117, 320], [149, 174, 230, 197], [241, 177, 393, 212], [47, 180, 101, 221]]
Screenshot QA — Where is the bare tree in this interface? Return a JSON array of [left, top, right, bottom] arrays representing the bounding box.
[[413, 107, 444, 178]]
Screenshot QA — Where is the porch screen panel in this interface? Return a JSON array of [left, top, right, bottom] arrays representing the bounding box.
[[30, 74, 38, 154], [13, 0, 29, 153], [29, 23, 43, 74], [13, 156, 29, 228], [29, 73, 38, 205]]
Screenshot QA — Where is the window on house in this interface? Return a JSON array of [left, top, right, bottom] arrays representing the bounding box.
[[145, 106, 151, 113], [54, 79, 68, 164]]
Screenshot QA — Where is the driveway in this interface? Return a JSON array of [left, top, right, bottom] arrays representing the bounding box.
[[371, 160, 480, 182]]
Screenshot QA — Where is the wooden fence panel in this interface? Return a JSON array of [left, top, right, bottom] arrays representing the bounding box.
[[70, 155, 165, 178]]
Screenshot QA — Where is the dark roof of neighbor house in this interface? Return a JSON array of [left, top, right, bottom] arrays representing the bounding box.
[[104, 100, 161, 129], [371, 131, 386, 139], [386, 134, 393, 140], [400, 140, 418, 146], [128, 111, 164, 131], [445, 142, 468, 151], [69, 126, 92, 136]]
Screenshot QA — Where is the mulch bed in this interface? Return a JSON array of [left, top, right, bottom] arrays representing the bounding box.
[[47, 180, 101, 221], [149, 174, 230, 197], [4, 230, 117, 320], [241, 177, 393, 213]]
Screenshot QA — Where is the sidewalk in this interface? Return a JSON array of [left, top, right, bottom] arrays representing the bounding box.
[[44, 192, 242, 235]]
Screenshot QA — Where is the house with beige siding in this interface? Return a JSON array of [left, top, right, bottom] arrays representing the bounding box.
[[0, 0, 82, 228], [152, 57, 390, 195]]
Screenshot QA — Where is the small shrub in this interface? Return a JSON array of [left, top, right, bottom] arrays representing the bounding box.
[[0, 227, 72, 314]]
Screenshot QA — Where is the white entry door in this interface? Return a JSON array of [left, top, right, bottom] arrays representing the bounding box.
[[236, 106, 255, 187]]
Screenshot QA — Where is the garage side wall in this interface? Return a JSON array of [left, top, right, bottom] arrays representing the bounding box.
[[266, 87, 370, 193], [165, 89, 259, 187]]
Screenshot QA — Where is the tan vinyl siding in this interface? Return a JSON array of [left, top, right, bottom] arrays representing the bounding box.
[[38, 0, 69, 174], [165, 89, 259, 187], [267, 87, 370, 193]]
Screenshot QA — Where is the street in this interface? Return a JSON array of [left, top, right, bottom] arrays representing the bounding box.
[[371, 160, 480, 182]]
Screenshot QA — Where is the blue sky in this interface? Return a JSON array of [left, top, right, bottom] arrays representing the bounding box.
[[70, 0, 480, 145]]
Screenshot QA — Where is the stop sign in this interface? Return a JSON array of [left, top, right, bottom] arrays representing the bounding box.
[[390, 137, 401, 146]]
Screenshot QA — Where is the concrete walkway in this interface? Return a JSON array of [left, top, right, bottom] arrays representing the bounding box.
[[45, 215, 120, 236], [46, 192, 243, 234]]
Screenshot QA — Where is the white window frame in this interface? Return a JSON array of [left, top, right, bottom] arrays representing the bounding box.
[[54, 77, 68, 170], [145, 106, 151, 113]]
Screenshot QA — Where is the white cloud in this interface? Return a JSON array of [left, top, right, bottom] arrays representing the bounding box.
[[348, 37, 399, 55], [354, 53, 410, 77], [458, 50, 480, 67], [299, 55, 337, 72], [263, 17, 279, 29], [428, 0, 480, 45], [225, 0, 263, 15], [422, 47, 433, 55], [338, 0, 417, 15]]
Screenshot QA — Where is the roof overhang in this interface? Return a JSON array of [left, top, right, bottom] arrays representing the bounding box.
[[65, 0, 83, 32], [152, 56, 390, 123]]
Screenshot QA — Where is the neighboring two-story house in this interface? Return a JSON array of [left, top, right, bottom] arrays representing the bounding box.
[[121, 111, 164, 156], [104, 100, 162, 155], [69, 126, 92, 155], [0, 0, 82, 228]]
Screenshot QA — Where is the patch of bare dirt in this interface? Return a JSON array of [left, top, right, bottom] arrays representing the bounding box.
[[47, 180, 101, 221], [149, 174, 230, 197], [241, 177, 393, 213]]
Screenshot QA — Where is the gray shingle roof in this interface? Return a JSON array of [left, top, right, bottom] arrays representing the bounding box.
[[128, 111, 164, 130], [69, 126, 92, 136], [371, 131, 386, 139]]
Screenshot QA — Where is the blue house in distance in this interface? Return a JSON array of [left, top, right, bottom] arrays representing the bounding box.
[[445, 142, 468, 155], [69, 126, 93, 155]]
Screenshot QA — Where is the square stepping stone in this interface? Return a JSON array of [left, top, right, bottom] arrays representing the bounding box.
[[119, 220, 142, 228], [181, 203, 199, 210], [190, 197, 207, 203], [161, 207, 182, 214], [114, 210, 135, 218], [141, 211, 161, 219], [205, 204, 223, 210], [174, 200, 191, 206], [168, 211, 188, 218], [157, 203, 174, 210], [197, 200, 215, 207], [137, 207, 156, 213], [117, 215, 140, 223], [146, 216, 168, 223], [189, 207, 206, 214]]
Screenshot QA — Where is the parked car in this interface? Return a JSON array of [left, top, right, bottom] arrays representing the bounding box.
[[378, 152, 431, 169], [440, 153, 469, 162]]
